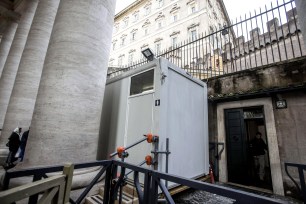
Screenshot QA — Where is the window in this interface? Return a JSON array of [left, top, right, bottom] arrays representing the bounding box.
[[112, 42, 116, 50], [155, 12, 165, 29], [172, 37, 177, 47], [130, 69, 154, 96], [158, 21, 162, 29], [109, 59, 114, 67], [188, 2, 197, 14], [213, 11, 217, 20], [191, 30, 197, 41], [114, 24, 119, 33], [191, 5, 196, 13], [118, 55, 125, 66], [121, 37, 126, 46], [133, 13, 139, 22], [144, 28, 148, 35], [155, 42, 161, 55], [173, 14, 178, 22], [123, 18, 129, 28], [131, 32, 137, 42], [128, 53, 134, 64], [157, 0, 164, 8], [145, 6, 151, 16]]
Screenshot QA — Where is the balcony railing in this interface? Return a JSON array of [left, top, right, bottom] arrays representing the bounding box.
[[108, 0, 305, 80]]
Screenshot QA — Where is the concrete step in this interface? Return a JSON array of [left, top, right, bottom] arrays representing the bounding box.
[[85, 184, 139, 204], [99, 185, 139, 204], [85, 195, 104, 204], [100, 184, 138, 198]]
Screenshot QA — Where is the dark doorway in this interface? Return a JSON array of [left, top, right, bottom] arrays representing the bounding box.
[[225, 107, 272, 190]]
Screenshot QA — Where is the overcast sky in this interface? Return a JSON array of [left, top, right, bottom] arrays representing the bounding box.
[[115, 0, 279, 20]]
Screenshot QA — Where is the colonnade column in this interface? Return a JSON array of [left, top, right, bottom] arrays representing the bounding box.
[[0, 0, 60, 157], [23, 0, 116, 167], [0, 0, 38, 131], [0, 20, 18, 78]]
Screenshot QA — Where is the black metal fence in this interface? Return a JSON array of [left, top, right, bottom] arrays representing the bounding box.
[[285, 162, 306, 203], [3, 160, 287, 204], [108, 0, 305, 79]]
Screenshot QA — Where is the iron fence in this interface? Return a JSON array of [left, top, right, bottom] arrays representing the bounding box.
[[3, 160, 287, 204], [285, 162, 306, 203], [108, 0, 305, 79]]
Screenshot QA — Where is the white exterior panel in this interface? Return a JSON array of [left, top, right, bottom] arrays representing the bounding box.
[[99, 58, 209, 181]]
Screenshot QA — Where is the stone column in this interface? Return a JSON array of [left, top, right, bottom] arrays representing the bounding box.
[[23, 0, 116, 167], [0, 0, 38, 132], [295, 0, 306, 48], [0, 20, 18, 78], [0, 0, 60, 163]]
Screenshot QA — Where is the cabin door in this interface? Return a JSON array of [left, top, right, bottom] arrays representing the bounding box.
[[125, 69, 155, 165]]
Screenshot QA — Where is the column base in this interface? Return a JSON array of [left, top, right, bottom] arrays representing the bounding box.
[[0, 147, 9, 166]]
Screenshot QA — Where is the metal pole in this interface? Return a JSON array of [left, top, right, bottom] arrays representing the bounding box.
[[165, 138, 169, 188], [153, 138, 159, 171], [109, 137, 147, 157]]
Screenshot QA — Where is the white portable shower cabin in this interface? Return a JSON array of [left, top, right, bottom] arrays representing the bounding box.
[[99, 58, 209, 180]]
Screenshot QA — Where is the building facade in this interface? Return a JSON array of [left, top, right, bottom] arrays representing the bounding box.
[[109, 0, 231, 68]]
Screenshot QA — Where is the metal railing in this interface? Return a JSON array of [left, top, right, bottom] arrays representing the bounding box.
[[2, 160, 113, 204], [285, 162, 306, 203], [108, 0, 305, 80], [2, 160, 287, 204], [0, 163, 73, 204], [209, 142, 225, 179]]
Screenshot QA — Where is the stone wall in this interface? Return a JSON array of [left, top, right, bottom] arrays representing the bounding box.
[[208, 56, 306, 99], [207, 56, 306, 198], [272, 91, 306, 197]]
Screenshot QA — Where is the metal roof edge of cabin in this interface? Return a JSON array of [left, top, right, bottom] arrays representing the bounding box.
[[106, 57, 206, 87]]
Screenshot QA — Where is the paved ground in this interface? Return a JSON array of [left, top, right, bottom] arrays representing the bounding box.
[[173, 189, 235, 204], [173, 184, 303, 204]]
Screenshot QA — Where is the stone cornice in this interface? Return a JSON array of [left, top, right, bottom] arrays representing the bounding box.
[[129, 49, 136, 53], [170, 3, 180, 13], [141, 43, 149, 49], [142, 19, 151, 27], [154, 37, 163, 43], [115, 0, 143, 20], [144, 1, 152, 8], [132, 10, 139, 15], [155, 12, 165, 21], [170, 31, 181, 37], [186, 0, 196, 5], [188, 23, 200, 30]]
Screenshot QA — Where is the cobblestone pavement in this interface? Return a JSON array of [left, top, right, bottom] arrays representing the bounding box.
[[173, 188, 303, 204], [173, 189, 235, 204]]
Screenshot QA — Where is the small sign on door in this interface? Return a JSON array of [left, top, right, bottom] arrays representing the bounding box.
[[155, 99, 160, 106]]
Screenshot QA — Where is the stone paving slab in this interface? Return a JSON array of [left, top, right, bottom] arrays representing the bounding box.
[[173, 187, 303, 204]]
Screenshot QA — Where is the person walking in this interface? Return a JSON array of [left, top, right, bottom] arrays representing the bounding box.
[[5, 127, 22, 169], [250, 131, 268, 182], [19, 127, 30, 162]]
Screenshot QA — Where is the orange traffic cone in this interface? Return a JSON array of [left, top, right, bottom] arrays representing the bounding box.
[[209, 165, 215, 184]]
